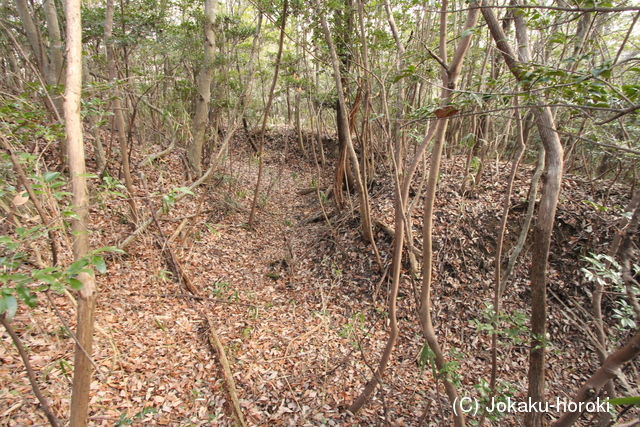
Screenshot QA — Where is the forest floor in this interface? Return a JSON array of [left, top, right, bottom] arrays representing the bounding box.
[[1, 129, 638, 426]]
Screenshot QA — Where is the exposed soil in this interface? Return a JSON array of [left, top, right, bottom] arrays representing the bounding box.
[[1, 130, 637, 426]]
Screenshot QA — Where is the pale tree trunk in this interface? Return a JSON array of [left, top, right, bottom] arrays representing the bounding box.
[[384, 0, 406, 177], [418, 5, 481, 426], [248, 0, 287, 230], [188, 0, 216, 177], [15, 0, 64, 113], [480, 96, 526, 427], [43, 0, 65, 117], [43, 0, 64, 85], [357, 0, 374, 183], [295, 89, 307, 157], [331, 0, 353, 212], [105, 0, 138, 223], [15, 0, 66, 161], [481, 5, 564, 427], [349, 2, 481, 420], [294, 29, 306, 158], [14, 0, 45, 79], [64, 1, 97, 426], [82, 59, 107, 174], [315, 0, 378, 252]]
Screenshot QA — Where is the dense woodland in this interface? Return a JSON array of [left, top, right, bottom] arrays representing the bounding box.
[[1, 0, 640, 425]]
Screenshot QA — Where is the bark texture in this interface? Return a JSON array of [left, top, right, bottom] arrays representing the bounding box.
[[65, 1, 98, 426], [481, 6, 564, 427], [188, 0, 217, 176]]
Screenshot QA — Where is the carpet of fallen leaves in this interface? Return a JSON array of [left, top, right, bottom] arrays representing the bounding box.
[[1, 129, 638, 426]]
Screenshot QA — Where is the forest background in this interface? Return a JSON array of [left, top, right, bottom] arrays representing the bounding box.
[[1, 0, 640, 425]]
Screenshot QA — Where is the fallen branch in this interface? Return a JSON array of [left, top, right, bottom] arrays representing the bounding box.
[[203, 314, 247, 427], [0, 313, 62, 427], [142, 293, 254, 306], [374, 220, 422, 258], [301, 209, 337, 225], [140, 178, 246, 426], [297, 187, 333, 198], [119, 120, 241, 250]]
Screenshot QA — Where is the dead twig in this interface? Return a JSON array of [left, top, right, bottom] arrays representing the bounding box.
[[202, 314, 248, 427], [142, 293, 254, 306], [44, 291, 106, 381], [140, 174, 246, 426], [0, 313, 63, 427]]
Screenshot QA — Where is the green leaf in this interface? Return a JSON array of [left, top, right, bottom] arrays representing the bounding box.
[[66, 259, 89, 275], [622, 84, 640, 101], [66, 278, 84, 290], [92, 256, 107, 274], [42, 171, 61, 183], [33, 273, 58, 285], [62, 210, 80, 219], [607, 396, 640, 406], [590, 62, 612, 79], [9, 273, 30, 284], [0, 295, 18, 320], [460, 27, 475, 38], [93, 246, 126, 255], [15, 285, 37, 308], [175, 187, 195, 196]]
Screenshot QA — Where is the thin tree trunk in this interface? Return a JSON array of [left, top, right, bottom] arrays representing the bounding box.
[[14, 0, 66, 161], [384, 0, 406, 176], [14, 0, 45, 79], [105, 0, 138, 224], [418, 3, 482, 426], [500, 147, 544, 293], [295, 88, 307, 157], [65, 1, 97, 426], [248, 0, 287, 229], [315, 0, 378, 250], [481, 96, 525, 426], [82, 59, 107, 174], [357, 0, 373, 182], [348, 102, 440, 416], [188, 0, 217, 176], [348, 1, 481, 420], [481, 6, 564, 427], [43, 0, 64, 115]]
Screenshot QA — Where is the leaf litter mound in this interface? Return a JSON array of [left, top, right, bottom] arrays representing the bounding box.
[[1, 129, 637, 426]]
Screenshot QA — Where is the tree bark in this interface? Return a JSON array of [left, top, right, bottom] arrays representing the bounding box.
[[481, 6, 564, 427], [348, 1, 481, 420], [14, 0, 45, 78], [43, 0, 65, 121], [248, 0, 287, 230], [82, 59, 107, 174], [64, 1, 98, 426], [316, 0, 377, 248], [416, 3, 481, 426], [188, 0, 217, 176], [105, 0, 138, 224]]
